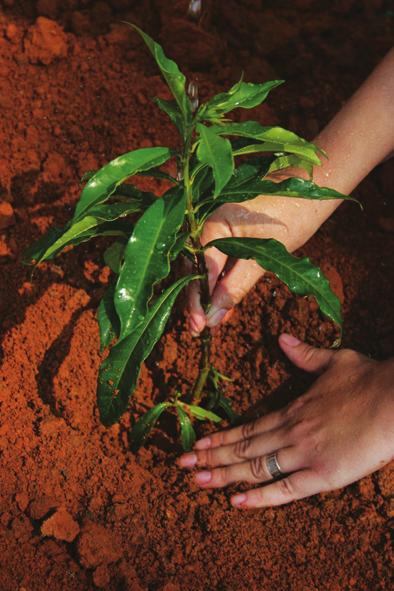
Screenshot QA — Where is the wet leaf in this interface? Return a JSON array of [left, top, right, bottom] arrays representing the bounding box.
[[98, 275, 199, 425], [176, 405, 196, 451], [74, 147, 172, 219], [210, 177, 353, 214], [200, 79, 284, 119], [215, 393, 239, 425], [97, 280, 120, 352], [210, 122, 321, 165], [128, 23, 190, 124], [24, 203, 138, 265], [267, 154, 314, 178], [196, 123, 234, 197], [208, 237, 342, 325], [129, 402, 171, 452], [114, 187, 186, 340]]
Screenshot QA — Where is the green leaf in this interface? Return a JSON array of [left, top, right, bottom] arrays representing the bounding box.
[[176, 405, 196, 451], [98, 275, 199, 425], [74, 147, 172, 219], [222, 176, 350, 203], [23, 226, 65, 264], [216, 394, 239, 424], [208, 391, 239, 425], [267, 154, 313, 178], [112, 183, 156, 205], [97, 281, 120, 352], [170, 231, 189, 261], [104, 241, 125, 274], [200, 79, 284, 119], [210, 122, 321, 165], [127, 23, 190, 124], [27, 203, 139, 265], [185, 403, 222, 423], [208, 237, 342, 325], [196, 123, 234, 197], [129, 402, 171, 452], [154, 97, 184, 134], [114, 187, 186, 340]]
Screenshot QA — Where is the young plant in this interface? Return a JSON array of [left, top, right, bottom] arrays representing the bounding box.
[[25, 25, 352, 450]]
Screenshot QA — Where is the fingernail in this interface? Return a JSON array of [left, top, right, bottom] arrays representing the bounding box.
[[179, 453, 197, 468], [195, 471, 212, 485], [280, 333, 301, 347], [231, 493, 246, 507], [206, 308, 227, 327], [194, 436, 211, 450]]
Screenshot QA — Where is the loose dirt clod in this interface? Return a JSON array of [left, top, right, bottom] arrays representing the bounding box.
[[24, 17, 68, 65], [41, 507, 80, 542]]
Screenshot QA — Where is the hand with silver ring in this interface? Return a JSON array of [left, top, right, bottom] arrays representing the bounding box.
[[178, 334, 394, 508]]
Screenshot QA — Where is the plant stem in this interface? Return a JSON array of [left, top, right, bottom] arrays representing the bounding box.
[[181, 125, 212, 405]]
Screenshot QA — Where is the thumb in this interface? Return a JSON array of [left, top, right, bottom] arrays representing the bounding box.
[[278, 333, 335, 375]]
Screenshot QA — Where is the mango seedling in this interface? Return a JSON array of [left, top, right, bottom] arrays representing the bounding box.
[[25, 25, 352, 450]]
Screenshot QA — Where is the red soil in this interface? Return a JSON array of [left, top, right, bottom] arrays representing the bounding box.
[[0, 1, 393, 589]]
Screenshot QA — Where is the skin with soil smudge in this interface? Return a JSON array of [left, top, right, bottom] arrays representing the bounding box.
[[0, 1, 393, 590]]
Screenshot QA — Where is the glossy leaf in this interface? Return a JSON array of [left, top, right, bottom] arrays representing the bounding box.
[[196, 123, 234, 197], [128, 23, 190, 123], [28, 202, 139, 264], [185, 403, 222, 423], [129, 402, 171, 452], [208, 237, 342, 325], [98, 275, 199, 425], [210, 122, 321, 165], [103, 241, 125, 274], [215, 176, 351, 207], [200, 79, 284, 119], [114, 187, 186, 340], [74, 147, 172, 219], [267, 154, 314, 178], [97, 281, 120, 352], [176, 405, 196, 451]]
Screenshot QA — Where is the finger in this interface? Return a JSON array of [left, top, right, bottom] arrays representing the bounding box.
[[206, 259, 264, 327], [231, 469, 327, 508], [187, 217, 230, 333], [279, 333, 335, 375], [193, 411, 284, 452], [200, 214, 231, 294], [186, 281, 206, 334], [193, 446, 299, 488], [186, 427, 287, 469]]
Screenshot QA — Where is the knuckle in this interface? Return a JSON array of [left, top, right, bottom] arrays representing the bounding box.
[[249, 456, 267, 481], [289, 419, 311, 440], [337, 348, 363, 365], [203, 448, 215, 467], [234, 437, 252, 460], [278, 477, 296, 498], [213, 465, 230, 486], [241, 420, 257, 440]]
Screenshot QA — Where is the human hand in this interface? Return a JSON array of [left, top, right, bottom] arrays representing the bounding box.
[[179, 335, 394, 507], [187, 192, 326, 334]]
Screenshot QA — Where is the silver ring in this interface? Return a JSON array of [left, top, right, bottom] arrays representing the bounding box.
[[265, 451, 283, 479]]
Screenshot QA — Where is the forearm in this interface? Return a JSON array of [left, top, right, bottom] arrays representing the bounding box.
[[265, 48, 394, 249]]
